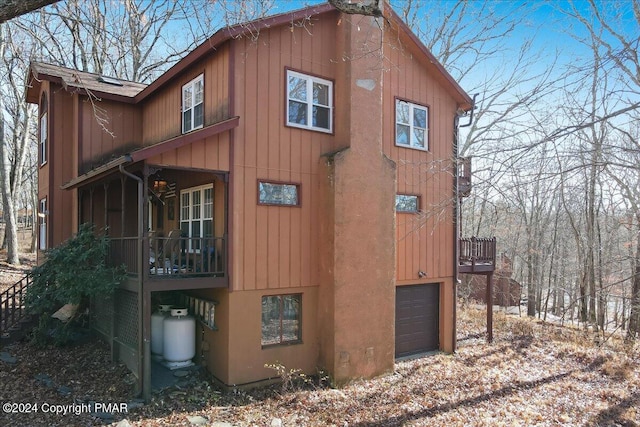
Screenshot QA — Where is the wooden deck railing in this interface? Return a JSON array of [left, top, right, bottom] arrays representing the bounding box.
[[0, 273, 32, 337], [108, 236, 226, 278], [459, 237, 496, 273]]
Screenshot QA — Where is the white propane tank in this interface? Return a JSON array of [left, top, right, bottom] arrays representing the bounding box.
[[151, 304, 173, 357], [163, 308, 196, 369]]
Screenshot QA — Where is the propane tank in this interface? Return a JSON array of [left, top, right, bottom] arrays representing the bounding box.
[[163, 308, 196, 369], [151, 304, 172, 357]]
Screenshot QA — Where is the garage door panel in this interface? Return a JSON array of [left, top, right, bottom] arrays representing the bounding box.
[[395, 284, 439, 357]]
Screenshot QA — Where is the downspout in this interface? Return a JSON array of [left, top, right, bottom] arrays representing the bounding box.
[[118, 161, 150, 402], [453, 94, 477, 352]]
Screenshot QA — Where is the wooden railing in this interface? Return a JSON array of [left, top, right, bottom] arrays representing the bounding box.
[[459, 237, 496, 273], [109, 237, 139, 275], [108, 235, 226, 278], [0, 273, 32, 337]]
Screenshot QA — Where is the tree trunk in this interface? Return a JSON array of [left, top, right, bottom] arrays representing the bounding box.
[[627, 220, 640, 341], [0, 25, 19, 265]]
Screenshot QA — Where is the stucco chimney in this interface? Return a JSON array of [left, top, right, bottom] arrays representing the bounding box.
[[318, 1, 397, 384]]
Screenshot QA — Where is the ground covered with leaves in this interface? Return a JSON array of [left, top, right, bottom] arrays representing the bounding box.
[[1, 306, 638, 426]]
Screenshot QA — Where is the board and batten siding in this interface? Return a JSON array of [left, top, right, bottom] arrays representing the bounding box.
[[231, 16, 339, 292], [141, 44, 231, 148], [383, 28, 458, 284], [79, 99, 142, 173]]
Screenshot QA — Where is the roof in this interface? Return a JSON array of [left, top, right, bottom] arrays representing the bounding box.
[[26, 2, 472, 110], [26, 62, 147, 104]]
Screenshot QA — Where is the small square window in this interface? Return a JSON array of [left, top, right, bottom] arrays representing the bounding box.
[[286, 70, 333, 133], [258, 181, 300, 206], [395, 194, 419, 213], [395, 99, 429, 150], [262, 294, 301, 346]]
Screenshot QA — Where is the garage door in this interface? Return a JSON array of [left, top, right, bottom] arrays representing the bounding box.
[[395, 284, 439, 357]]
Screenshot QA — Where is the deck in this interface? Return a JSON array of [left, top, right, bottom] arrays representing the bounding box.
[[108, 235, 228, 291], [458, 236, 496, 274]]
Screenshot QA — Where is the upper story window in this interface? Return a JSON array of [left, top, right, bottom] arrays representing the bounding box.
[[258, 181, 300, 206], [286, 69, 333, 133], [395, 194, 420, 213], [182, 74, 204, 134], [396, 99, 429, 151], [39, 93, 48, 166]]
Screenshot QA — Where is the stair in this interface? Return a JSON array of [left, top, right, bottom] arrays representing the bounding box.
[[1, 274, 35, 347]]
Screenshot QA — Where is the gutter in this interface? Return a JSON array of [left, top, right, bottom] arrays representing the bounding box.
[[453, 94, 477, 352]]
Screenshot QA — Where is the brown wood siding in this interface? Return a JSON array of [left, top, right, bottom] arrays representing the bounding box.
[[141, 44, 230, 146], [79, 99, 142, 173], [383, 28, 457, 284], [231, 16, 339, 292], [50, 86, 77, 247], [145, 132, 230, 172]]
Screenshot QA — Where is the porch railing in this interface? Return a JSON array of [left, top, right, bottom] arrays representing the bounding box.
[[459, 236, 496, 273], [108, 235, 226, 278], [1, 273, 32, 337]]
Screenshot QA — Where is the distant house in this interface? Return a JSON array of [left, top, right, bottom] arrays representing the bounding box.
[[466, 254, 521, 307], [26, 1, 486, 395]]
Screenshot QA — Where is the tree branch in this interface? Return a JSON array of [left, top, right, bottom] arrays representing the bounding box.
[[328, 0, 382, 17], [0, 0, 60, 23]]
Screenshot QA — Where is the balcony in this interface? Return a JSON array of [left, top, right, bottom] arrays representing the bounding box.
[[108, 235, 227, 290], [458, 157, 471, 197], [458, 237, 496, 274]]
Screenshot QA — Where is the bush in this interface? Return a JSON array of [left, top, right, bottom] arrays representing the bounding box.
[[25, 224, 126, 346]]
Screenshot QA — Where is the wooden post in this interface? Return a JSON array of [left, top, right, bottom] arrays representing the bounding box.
[[486, 273, 494, 343]]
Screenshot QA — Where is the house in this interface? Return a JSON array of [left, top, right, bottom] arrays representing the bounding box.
[[26, 1, 487, 397]]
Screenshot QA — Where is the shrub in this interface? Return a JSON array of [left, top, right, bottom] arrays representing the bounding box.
[[25, 224, 126, 346]]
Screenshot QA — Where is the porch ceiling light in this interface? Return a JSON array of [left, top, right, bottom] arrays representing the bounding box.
[[153, 179, 168, 194]]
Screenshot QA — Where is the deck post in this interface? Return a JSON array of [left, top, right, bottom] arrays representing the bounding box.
[[486, 272, 493, 343]]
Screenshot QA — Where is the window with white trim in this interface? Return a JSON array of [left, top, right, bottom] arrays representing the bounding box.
[[39, 198, 47, 250], [261, 294, 301, 346], [395, 194, 420, 213], [286, 70, 332, 133], [180, 184, 213, 252], [182, 74, 204, 133], [40, 94, 48, 165], [395, 99, 428, 150]]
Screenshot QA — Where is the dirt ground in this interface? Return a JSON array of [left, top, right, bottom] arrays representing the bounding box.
[[0, 227, 37, 295], [1, 306, 638, 427]]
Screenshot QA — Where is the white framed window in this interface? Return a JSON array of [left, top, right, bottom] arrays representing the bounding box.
[[395, 194, 420, 213], [40, 94, 48, 165], [395, 99, 429, 150], [258, 181, 300, 206], [182, 74, 204, 134], [286, 69, 333, 133], [261, 294, 301, 346], [180, 184, 213, 252], [39, 198, 47, 250]]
